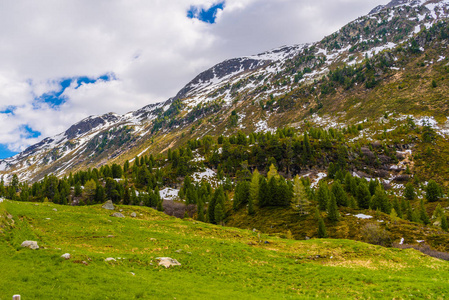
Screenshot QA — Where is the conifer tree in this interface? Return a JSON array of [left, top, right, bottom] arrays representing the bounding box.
[[209, 186, 225, 224], [277, 177, 291, 207], [419, 199, 430, 225], [426, 180, 441, 202], [123, 188, 130, 205], [344, 173, 353, 193], [390, 208, 399, 224], [258, 178, 269, 208], [327, 193, 339, 222], [348, 196, 357, 209], [233, 181, 250, 211], [405, 201, 413, 222], [404, 182, 416, 200], [248, 169, 260, 215], [268, 176, 278, 206], [267, 164, 280, 180], [293, 175, 309, 214], [356, 182, 371, 209], [331, 180, 347, 207], [432, 203, 443, 220], [392, 198, 402, 218], [317, 181, 330, 211], [370, 186, 391, 214], [197, 199, 205, 222], [441, 214, 448, 231], [214, 203, 224, 226], [368, 179, 378, 196], [317, 217, 327, 238]]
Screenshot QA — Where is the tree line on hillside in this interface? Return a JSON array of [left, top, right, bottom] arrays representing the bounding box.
[[1, 121, 447, 234]]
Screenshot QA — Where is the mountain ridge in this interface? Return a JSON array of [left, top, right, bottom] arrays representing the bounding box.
[[2, 0, 449, 183]]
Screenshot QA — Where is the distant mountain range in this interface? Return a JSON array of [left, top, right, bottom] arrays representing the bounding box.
[[2, 0, 449, 183]]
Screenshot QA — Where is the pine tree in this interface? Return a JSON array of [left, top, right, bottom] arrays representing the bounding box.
[[258, 178, 269, 208], [248, 170, 260, 215], [419, 199, 430, 225], [267, 164, 280, 180], [303, 132, 310, 156], [317, 181, 330, 211], [277, 177, 291, 207], [214, 203, 224, 226], [441, 214, 448, 231], [233, 181, 250, 211], [390, 208, 399, 224], [368, 180, 378, 196], [392, 198, 402, 218], [209, 186, 225, 224], [123, 188, 130, 205], [348, 196, 357, 209], [331, 180, 347, 207], [268, 176, 278, 206], [432, 203, 444, 220], [370, 186, 391, 214], [404, 182, 416, 200], [327, 193, 339, 222], [344, 172, 353, 193], [197, 199, 205, 222], [293, 175, 309, 214], [317, 217, 327, 238], [426, 180, 441, 202], [356, 182, 371, 209]]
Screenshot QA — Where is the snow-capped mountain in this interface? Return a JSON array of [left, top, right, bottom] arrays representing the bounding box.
[[2, 0, 449, 183]]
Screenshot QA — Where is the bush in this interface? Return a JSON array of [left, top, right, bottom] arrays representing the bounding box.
[[361, 223, 391, 247]]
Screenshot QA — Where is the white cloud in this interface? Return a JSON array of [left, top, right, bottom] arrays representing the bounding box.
[[0, 0, 389, 154]]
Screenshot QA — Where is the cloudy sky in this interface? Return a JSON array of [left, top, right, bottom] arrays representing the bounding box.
[[0, 0, 389, 158]]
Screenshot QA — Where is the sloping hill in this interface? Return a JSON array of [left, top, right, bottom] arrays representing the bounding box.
[[1, 200, 449, 299]]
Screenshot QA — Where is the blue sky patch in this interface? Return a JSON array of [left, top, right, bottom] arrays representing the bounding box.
[[187, 1, 225, 24], [36, 73, 115, 108], [0, 144, 17, 160], [21, 125, 41, 139], [0, 106, 17, 115]]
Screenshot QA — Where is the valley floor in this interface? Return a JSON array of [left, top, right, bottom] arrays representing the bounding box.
[[1, 200, 449, 299]]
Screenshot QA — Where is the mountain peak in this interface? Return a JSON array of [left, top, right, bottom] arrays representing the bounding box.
[[369, 0, 430, 14]]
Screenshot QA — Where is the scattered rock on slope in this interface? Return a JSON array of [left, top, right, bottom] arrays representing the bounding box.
[[21, 241, 39, 250], [102, 200, 115, 210], [111, 212, 125, 218], [156, 257, 181, 268], [61, 253, 71, 259]]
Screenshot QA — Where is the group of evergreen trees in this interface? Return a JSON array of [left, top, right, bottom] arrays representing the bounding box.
[[2, 122, 447, 237]]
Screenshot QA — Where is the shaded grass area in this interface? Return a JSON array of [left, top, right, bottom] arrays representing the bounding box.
[[1, 200, 449, 299]]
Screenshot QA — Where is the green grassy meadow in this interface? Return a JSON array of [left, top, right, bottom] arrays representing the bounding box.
[[1, 200, 449, 299]]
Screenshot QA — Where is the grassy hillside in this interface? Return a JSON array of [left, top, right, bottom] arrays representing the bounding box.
[[1, 200, 449, 299]]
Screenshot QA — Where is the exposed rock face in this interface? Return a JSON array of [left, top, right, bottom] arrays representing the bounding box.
[[111, 212, 125, 218], [21, 241, 39, 250], [65, 113, 120, 140], [102, 200, 115, 210], [156, 257, 181, 268], [130, 212, 137, 218], [174, 57, 269, 100]]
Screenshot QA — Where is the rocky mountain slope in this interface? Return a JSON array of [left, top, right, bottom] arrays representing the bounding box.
[[2, 0, 449, 183]]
